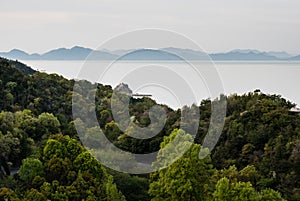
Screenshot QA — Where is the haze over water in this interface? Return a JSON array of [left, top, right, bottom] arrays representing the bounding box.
[[22, 60, 300, 109]]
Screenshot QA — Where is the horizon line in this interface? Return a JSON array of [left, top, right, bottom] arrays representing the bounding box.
[[0, 46, 298, 56]]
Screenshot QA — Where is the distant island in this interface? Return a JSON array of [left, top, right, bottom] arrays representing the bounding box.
[[0, 46, 299, 61]]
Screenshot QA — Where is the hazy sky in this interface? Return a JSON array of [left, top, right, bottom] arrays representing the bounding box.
[[1, 0, 299, 54]]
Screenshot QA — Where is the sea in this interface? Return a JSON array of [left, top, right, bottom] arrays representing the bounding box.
[[21, 60, 300, 109]]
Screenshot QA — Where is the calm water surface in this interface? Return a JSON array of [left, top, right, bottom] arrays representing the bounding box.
[[21, 60, 300, 109]]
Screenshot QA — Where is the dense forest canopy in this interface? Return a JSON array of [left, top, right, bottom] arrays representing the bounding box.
[[0, 56, 299, 200]]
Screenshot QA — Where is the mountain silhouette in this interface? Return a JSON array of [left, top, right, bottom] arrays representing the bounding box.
[[0, 46, 299, 61]]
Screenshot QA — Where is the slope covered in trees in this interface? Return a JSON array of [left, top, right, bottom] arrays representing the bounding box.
[[0, 57, 300, 200]]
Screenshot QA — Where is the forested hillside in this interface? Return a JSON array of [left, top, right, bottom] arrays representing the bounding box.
[[0, 57, 299, 200]]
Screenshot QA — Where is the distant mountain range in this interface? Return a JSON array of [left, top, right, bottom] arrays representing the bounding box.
[[0, 46, 299, 61]]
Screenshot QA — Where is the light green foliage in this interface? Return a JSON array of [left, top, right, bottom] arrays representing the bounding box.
[[230, 181, 258, 201], [43, 139, 67, 159], [5, 81, 17, 91], [104, 121, 123, 142], [212, 177, 231, 201], [0, 109, 62, 169], [106, 175, 126, 201], [73, 151, 106, 180], [213, 177, 257, 201], [24, 188, 47, 201], [0, 187, 20, 201], [212, 165, 260, 187], [66, 138, 84, 161], [19, 158, 44, 183], [14, 110, 39, 139], [16, 134, 122, 200], [37, 112, 61, 136], [40, 182, 52, 197], [149, 129, 215, 201], [259, 188, 286, 201], [239, 165, 260, 185], [213, 177, 285, 201]]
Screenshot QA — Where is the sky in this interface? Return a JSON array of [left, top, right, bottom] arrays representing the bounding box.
[[1, 0, 300, 55]]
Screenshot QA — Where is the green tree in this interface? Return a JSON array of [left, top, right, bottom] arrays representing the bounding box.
[[106, 175, 126, 201], [149, 129, 214, 201], [0, 187, 20, 201], [0, 132, 20, 168], [110, 172, 150, 201], [19, 158, 44, 184], [212, 177, 231, 201], [37, 113, 61, 137], [99, 109, 112, 127], [212, 177, 285, 201], [43, 139, 67, 160], [259, 188, 286, 201], [213, 177, 257, 201], [73, 151, 106, 181], [24, 188, 47, 201]]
